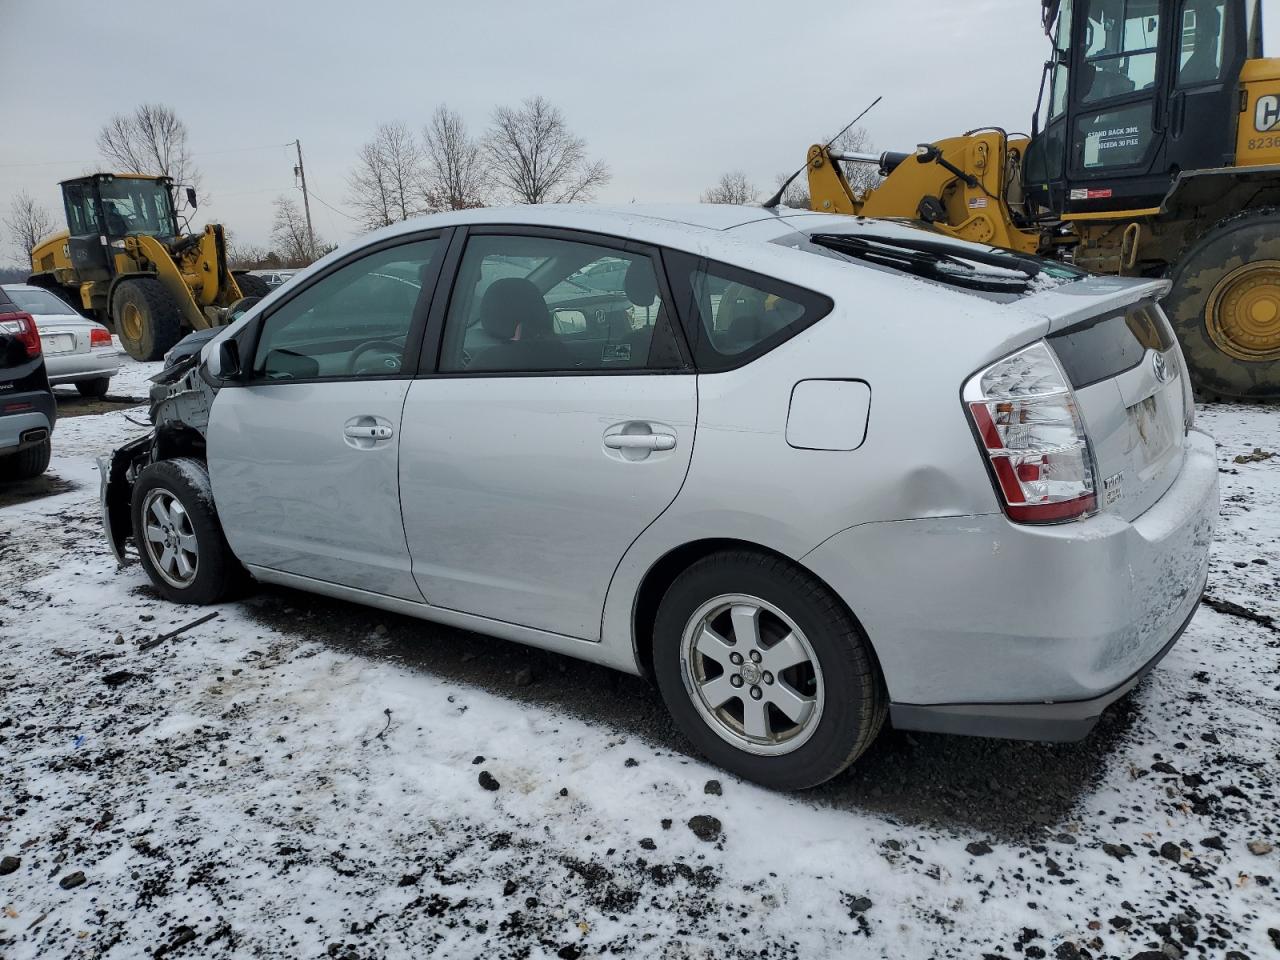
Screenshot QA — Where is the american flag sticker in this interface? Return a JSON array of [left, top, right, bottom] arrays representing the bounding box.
[[968, 197, 988, 208]]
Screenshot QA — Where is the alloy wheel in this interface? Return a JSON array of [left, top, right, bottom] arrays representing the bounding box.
[[141, 489, 200, 588], [679, 594, 825, 756]]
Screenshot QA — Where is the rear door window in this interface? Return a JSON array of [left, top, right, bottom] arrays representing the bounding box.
[[664, 252, 832, 371], [437, 232, 685, 373]]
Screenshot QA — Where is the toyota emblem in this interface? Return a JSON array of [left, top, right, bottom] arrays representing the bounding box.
[[1151, 351, 1171, 383]]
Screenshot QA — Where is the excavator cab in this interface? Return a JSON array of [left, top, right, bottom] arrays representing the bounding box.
[[59, 174, 182, 283], [1024, 0, 1262, 216]]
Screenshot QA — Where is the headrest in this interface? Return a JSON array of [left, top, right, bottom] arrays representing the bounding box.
[[624, 259, 657, 307], [479, 277, 550, 340]]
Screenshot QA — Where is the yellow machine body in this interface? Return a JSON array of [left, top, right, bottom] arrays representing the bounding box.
[[28, 173, 254, 360]]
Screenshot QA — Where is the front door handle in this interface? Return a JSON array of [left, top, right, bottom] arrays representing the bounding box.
[[604, 433, 676, 451], [344, 424, 394, 440]]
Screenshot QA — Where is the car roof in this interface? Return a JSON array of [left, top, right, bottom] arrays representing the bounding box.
[[1, 284, 43, 293], [364, 203, 793, 243]]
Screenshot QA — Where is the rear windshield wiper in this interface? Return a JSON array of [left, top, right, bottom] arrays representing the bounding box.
[[809, 233, 1044, 293]]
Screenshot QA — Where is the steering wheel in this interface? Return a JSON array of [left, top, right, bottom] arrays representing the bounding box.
[[347, 340, 404, 377]]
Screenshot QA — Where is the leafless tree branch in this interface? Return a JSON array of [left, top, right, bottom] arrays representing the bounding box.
[[4, 190, 56, 264], [701, 171, 758, 205], [483, 96, 610, 204], [271, 196, 323, 266], [422, 106, 489, 211], [347, 122, 427, 232], [96, 104, 202, 198]]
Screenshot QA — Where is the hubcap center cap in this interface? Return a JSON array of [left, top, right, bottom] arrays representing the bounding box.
[[740, 662, 761, 685]]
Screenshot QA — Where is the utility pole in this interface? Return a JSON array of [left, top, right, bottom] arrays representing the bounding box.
[[292, 139, 318, 263]]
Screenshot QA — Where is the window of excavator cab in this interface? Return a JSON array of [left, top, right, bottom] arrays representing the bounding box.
[[1082, 0, 1161, 103], [97, 179, 176, 238], [1049, 0, 1073, 120], [63, 183, 100, 236], [1177, 0, 1226, 85]]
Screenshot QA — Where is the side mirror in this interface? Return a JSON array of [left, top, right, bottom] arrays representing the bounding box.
[[186, 187, 198, 210], [209, 339, 241, 380]]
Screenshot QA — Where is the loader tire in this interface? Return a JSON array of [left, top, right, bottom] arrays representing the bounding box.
[[1166, 208, 1280, 402], [112, 277, 184, 362], [232, 272, 271, 298]]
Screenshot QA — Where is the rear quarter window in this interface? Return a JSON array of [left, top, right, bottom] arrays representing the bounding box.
[[664, 251, 832, 372]]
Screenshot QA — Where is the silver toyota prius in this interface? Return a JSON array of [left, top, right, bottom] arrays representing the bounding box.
[[101, 204, 1219, 789]]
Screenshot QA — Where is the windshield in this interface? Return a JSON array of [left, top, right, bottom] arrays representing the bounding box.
[[97, 179, 177, 238], [4, 288, 76, 315]]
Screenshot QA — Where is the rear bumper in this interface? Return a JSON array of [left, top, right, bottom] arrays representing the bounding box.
[[45, 351, 120, 385], [888, 592, 1200, 741], [802, 428, 1219, 740], [0, 390, 56, 452]]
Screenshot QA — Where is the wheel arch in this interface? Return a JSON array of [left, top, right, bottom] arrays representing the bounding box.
[[628, 537, 885, 686]]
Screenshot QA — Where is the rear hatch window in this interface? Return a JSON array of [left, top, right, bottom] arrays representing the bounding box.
[[1051, 301, 1188, 521]]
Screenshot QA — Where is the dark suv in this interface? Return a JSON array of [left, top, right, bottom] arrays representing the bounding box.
[[0, 285, 55, 480]]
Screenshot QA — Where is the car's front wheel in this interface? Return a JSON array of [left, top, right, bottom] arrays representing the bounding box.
[[131, 458, 241, 604], [653, 550, 886, 790]]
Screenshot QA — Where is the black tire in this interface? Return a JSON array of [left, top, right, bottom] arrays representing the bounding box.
[[0, 438, 51, 481], [130, 458, 241, 604], [75, 377, 111, 398], [652, 550, 886, 790], [1166, 208, 1280, 401], [111, 277, 184, 362], [232, 272, 271, 298]]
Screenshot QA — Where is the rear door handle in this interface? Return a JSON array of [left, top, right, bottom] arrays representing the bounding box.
[[604, 433, 676, 451], [344, 424, 394, 440]]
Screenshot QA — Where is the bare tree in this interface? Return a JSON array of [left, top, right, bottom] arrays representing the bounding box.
[[701, 171, 758, 205], [422, 106, 488, 211], [96, 103, 202, 195], [271, 196, 323, 266], [347, 122, 427, 231], [4, 191, 56, 264], [770, 171, 811, 209], [483, 96, 609, 204]]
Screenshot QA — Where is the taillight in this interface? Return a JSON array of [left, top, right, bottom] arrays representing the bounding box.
[[963, 341, 1096, 524], [90, 326, 113, 348], [0, 311, 41, 359]]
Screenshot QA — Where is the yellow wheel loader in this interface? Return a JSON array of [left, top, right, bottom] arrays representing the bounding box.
[[27, 173, 271, 361], [800, 0, 1280, 400]]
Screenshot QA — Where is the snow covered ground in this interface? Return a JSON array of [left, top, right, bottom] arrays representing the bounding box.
[[1, 364, 1277, 959]]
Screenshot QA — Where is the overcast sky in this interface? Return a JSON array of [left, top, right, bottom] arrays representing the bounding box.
[[2, 0, 1277, 261]]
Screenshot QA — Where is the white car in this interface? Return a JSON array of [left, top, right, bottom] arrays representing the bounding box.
[[1, 285, 120, 397]]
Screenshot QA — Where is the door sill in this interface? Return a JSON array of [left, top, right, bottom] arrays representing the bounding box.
[[244, 565, 641, 675]]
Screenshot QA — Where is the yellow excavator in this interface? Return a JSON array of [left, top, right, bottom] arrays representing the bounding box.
[[797, 0, 1280, 400], [27, 173, 270, 361]]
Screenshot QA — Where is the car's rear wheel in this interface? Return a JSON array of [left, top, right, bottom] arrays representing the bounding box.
[[0, 438, 52, 481], [653, 550, 886, 790], [131, 458, 241, 604], [75, 377, 111, 398]]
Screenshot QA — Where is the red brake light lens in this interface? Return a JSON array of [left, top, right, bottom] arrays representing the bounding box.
[[0, 312, 41, 359], [963, 341, 1096, 524], [90, 325, 113, 348]]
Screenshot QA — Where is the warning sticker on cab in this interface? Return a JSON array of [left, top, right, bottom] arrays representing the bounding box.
[[1069, 187, 1114, 200]]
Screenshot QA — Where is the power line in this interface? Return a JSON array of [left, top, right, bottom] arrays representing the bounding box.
[[0, 142, 294, 169], [305, 188, 361, 222]]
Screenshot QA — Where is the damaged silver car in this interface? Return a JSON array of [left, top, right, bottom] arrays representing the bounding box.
[[102, 205, 1219, 789]]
